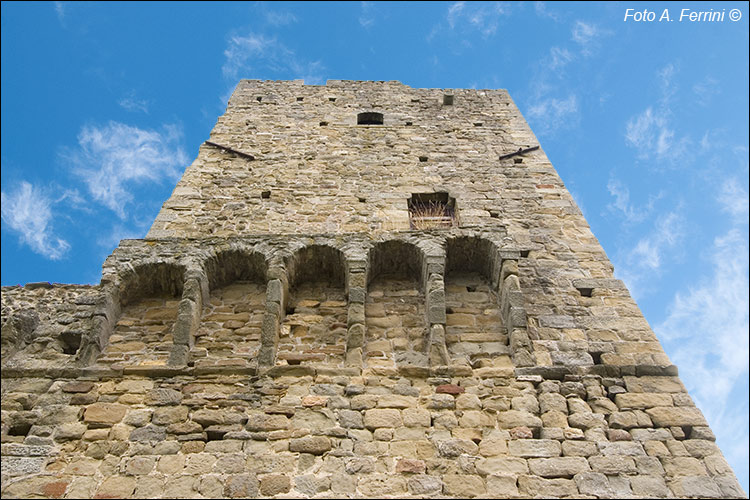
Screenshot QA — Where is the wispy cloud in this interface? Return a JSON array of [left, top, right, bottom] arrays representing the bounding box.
[[1, 181, 70, 260], [571, 20, 608, 56], [222, 32, 325, 84], [631, 211, 683, 270], [692, 76, 720, 107], [118, 91, 149, 113], [615, 210, 685, 299], [656, 228, 749, 462], [534, 1, 561, 22], [265, 10, 298, 27], [63, 122, 187, 219], [625, 64, 690, 163], [431, 1, 509, 40], [718, 177, 750, 220], [625, 107, 689, 162], [359, 1, 376, 28], [548, 47, 573, 71], [526, 94, 579, 135], [606, 177, 663, 224], [54, 1, 66, 26]]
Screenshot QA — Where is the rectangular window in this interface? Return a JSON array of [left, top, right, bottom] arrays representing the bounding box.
[[408, 193, 457, 229]]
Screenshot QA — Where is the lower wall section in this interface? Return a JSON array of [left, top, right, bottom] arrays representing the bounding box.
[[1, 369, 744, 499]]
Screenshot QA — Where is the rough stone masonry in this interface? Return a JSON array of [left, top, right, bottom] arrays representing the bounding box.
[[1, 80, 745, 499]]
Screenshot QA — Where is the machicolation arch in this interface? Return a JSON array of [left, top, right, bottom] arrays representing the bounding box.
[[279, 245, 348, 366]]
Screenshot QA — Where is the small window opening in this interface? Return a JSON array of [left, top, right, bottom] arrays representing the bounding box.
[[590, 352, 603, 365], [489, 211, 499, 218], [520, 250, 530, 258], [319, 121, 328, 126], [60, 331, 81, 355], [261, 190, 271, 199], [9, 422, 32, 436], [206, 428, 228, 441], [443, 94, 454, 106], [358, 197, 366, 203], [679, 426, 692, 441], [466, 286, 476, 292], [411, 99, 420, 103], [329, 97, 337, 102], [514, 158, 524, 164], [446, 307, 454, 314], [405, 121, 413, 126], [419, 156, 428, 162], [357, 112, 384, 125], [296, 97, 304, 102], [577, 287, 593, 297], [473, 122, 483, 127], [256, 96, 262, 102], [408, 192, 457, 230]]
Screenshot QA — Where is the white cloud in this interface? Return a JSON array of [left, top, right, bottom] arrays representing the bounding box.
[[625, 106, 689, 162], [1, 181, 70, 260], [118, 91, 149, 113], [693, 76, 720, 106], [526, 94, 579, 134], [718, 177, 750, 219], [447, 2, 465, 29], [656, 228, 748, 450], [265, 10, 298, 27], [222, 32, 325, 85], [615, 210, 684, 298], [571, 20, 607, 56], [359, 1, 376, 28], [64, 121, 187, 219], [625, 64, 692, 164], [54, 1, 66, 25], [439, 1, 508, 38], [607, 178, 645, 224], [534, 2, 561, 22], [548, 47, 573, 71]]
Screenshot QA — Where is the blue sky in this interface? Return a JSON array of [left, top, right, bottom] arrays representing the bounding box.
[[2, 1, 748, 490]]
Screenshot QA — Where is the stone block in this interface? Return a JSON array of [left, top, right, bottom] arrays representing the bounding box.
[[95, 476, 137, 498], [83, 403, 127, 427], [528, 457, 591, 477], [260, 474, 291, 496], [396, 458, 426, 474], [358, 475, 407, 496], [364, 409, 402, 429], [574, 472, 613, 497], [338, 409, 364, 429], [129, 424, 166, 442], [407, 475, 443, 495], [508, 439, 561, 458], [476, 457, 529, 475], [289, 436, 331, 455], [645, 406, 708, 427], [597, 441, 645, 456], [497, 410, 542, 429], [518, 476, 579, 497], [152, 405, 189, 425], [402, 408, 430, 427], [589, 456, 637, 474], [438, 439, 479, 458], [615, 392, 674, 409], [224, 474, 259, 498], [668, 476, 722, 498], [442, 474, 486, 497]]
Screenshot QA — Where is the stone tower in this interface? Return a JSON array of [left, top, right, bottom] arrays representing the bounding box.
[[1, 80, 745, 499]]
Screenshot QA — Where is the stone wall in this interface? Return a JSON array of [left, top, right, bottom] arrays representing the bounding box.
[[1, 80, 744, 498]]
